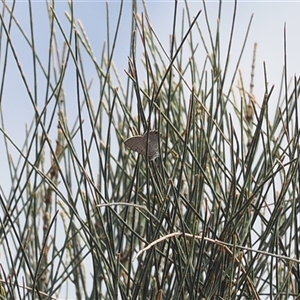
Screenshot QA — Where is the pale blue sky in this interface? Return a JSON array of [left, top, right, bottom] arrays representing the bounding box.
[[2, 1, 299, 133]]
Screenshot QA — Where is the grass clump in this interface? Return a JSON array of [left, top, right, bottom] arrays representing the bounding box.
[[0, 1, 299, 299]]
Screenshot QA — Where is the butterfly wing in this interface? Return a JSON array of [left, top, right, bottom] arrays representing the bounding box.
[[124, 135, 146, 155], [142, 130, 159, 160], [125, 130, 160, 160]]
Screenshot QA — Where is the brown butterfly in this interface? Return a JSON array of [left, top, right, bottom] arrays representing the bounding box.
[[124, 130, 160, 160]]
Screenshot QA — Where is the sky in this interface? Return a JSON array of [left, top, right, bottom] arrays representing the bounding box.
[[2, 1, 300, 146], [0, 1, 299, 298]]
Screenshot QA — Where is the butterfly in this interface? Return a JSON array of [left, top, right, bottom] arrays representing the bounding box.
[[124, 130, 160, 160]]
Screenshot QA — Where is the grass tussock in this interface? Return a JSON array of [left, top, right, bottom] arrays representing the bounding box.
[[0, 1, 299, 299]]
